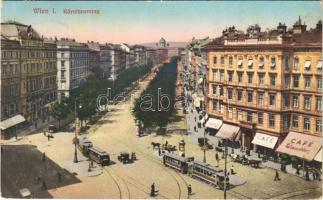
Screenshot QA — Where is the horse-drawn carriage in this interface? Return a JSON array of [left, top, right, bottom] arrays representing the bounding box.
[[118, 152, 136, 164], [230, 154, 261, 168]]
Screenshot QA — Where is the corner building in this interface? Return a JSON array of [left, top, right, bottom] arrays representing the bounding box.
[[205, 19, 322, 156]]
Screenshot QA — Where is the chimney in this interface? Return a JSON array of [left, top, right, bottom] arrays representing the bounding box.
[[316, 20, 322, 30], [293, 16, 307, 34]]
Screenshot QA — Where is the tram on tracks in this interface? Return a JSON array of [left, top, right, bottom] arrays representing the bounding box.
[[163, 153, 188, 174], [88, 147, 110, 166], [77, 138, 93, 156]]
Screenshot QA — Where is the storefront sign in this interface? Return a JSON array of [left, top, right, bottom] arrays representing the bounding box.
[[276, 131, 321, 161], [252, 133, 278, 149]]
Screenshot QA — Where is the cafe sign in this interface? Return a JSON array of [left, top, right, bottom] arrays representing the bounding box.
[[276, 131, 322, 161], [252, 133, 278, 149]]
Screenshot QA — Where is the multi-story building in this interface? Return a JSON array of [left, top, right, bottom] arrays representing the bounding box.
[[156, 48, 168, 65], [56, 38, 89, 101], [204, 18, 322, 158], [146, 48, 157, 66], [100, 43, 113, 79], [1, 21, 57, 138], [87, 42, 101, 78], [133, 45, 146, 66]]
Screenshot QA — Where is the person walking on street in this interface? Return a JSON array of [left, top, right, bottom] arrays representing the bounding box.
[[187, 184, 192, 197], [215, 152, 220, 167], [230, 165, 235, 175], [274, 170, 280, 181], [41, 180, 47, 190], [158, 146, 161, 156], [47, 134, 50, 141], [150, 183, 155, 197], [42, 152, 46, 161]]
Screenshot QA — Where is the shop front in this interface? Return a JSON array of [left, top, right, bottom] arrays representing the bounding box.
[[215, 123, 241, 148], [251, 132, 279, 160], [0, 115, 26, 139], [239, 122, 255, 151]]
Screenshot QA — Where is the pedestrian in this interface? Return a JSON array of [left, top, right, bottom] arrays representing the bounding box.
[[150, 183, 155, 197], [194, 126, 197, 132], [305, 169, 310, 181], [274, 170, 280, 181], [158, 146, 161, 156], [41, 180, 47, 190], [187, 184, 192, 196], [15, 134, 18, 140], [91, 160, 94, 168], [42, 152, 46, 161], [296, 165, 300, 175], [43, 131, 46, 136], [230, 165, 235, 175], [47, 134, 50, 141], [215, 152, 219, 167], [36, 176, 41, 183], [57, 172, 62, 183]]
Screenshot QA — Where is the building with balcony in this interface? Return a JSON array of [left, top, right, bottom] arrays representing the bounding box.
[[1, 21, 57, 137], [87, 41, 101, 78], [204, 18, 322, 159], [56, 38, 89, 101]]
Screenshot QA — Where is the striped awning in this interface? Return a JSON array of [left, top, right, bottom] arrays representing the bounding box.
[[304, 60, 311, 69], [314, 149, 322, 162]]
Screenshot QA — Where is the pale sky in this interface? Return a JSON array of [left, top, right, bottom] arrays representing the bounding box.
[[2, 1, 322, 44]]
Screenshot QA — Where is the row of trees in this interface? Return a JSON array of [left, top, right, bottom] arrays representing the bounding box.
[[51, 64, 153, 129], [132, 58, 179, 131]]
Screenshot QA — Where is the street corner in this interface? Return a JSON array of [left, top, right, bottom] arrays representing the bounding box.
[[62, 160, 103, 177]]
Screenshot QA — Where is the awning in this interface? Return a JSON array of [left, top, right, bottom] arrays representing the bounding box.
[[200, 114, 209, 125], [194, 96, 201, 108], [205, 118, 223, 130], [237, 60, 243, 67], [276, 131, 321, 161], [316, 61, 322, 69], [198, 78, 204, 84], [314, 148, 322, 162], [271, 62, 276, 67], [258, 61, 264, 67], [0, 115, 26, 130], [304, 60, 311, 69], [252, 132, 278, 149], [248, 59, 253, 67], [216, 123, 240, 140]]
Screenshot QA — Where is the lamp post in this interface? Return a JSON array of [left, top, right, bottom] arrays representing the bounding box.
[[73, 98, 81, 163], [224, 142, 228, 199], [203, 127, 207, 163]]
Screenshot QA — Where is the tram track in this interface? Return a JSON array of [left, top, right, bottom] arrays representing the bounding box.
[[264, 187, 321, 199], [102, 167, 123, 199]]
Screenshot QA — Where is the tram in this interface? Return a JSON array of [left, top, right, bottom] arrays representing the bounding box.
[[77, 138, 93, 156], [88, 147, 110, 166], [163, 153, 188, 174]]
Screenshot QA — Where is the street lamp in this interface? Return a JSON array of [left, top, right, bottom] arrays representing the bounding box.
[[203, 128, 207, 163], [224, 142, 228, 199], [73, 99, 81, 163]]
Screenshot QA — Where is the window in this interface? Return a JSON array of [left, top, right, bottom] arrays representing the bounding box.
[[247, 112, 253, 122], [238, 110, 242, 121], [258, 56, 264, 69], [228, 89, 232, 100], [238, 57, 243, 68], [269, 94, 276, 106], [61, 53, 64, 58], [61, 60, 65, 67], [316, 119, 322, 132], [293, 96, 299, 108], [237, 90, 242, 101], [270, 75, 276, 86], [61, 70, 65, 79], [316, 98, 322, 111], [212, 85, 217, 95], [305, 76, 311, 88], [304, 60, 311, 70], [284, 56, 289, 70], [228, 72, 233, 82], [270, 57, 276, 69], [212, 100, 217, 111], [248, 73, 253, 84], [293, 75, 299, 88], [212, 70, 216, 81], [258, 73, 265, 85], [317, 60, 322, 70], [247, 92, 253, 103], [258, 112, 263, 124], [248, 58, 253, 69], [228, 56, 233, 66], [284, 75, 290, 87], [269, 114, 275, 127], [258, 93, 264, 105], [283, 115, 290, 129], [294, 57, 299, 70], [292, 115, 298, 128], [221, 56, 224, 65], [228, 107, 233, 119], [304, 117, 310, 130], [318, 78, 322, 89], [283, 94, 289, 107], [219, 86, 224, 96], [304, 96, 311, 110], [214, 57, 217, 64], [238, 73, 243, 83], [220, 70, 224, 81]]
